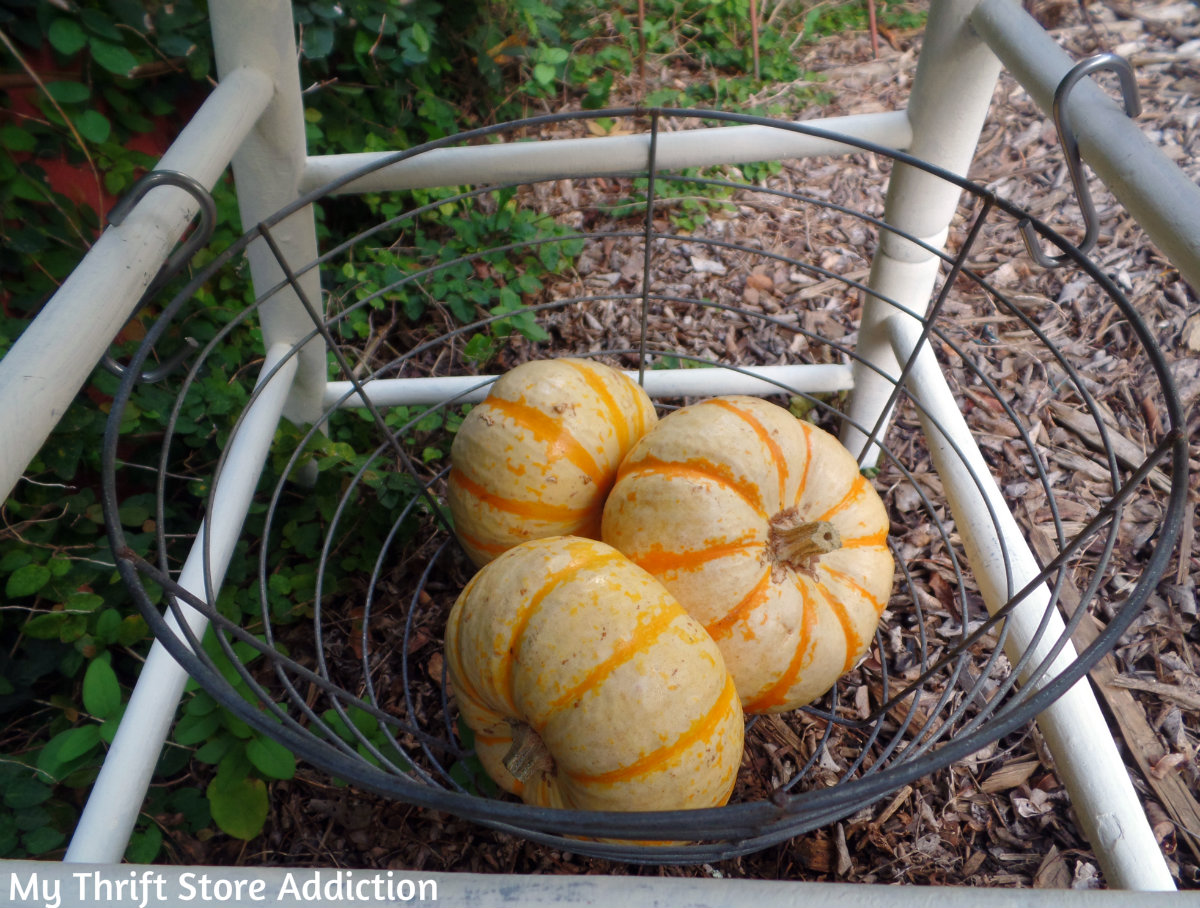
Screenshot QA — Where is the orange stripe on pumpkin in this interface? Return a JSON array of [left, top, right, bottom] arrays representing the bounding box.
[[631, 536, 758, 577], [709, 398, 788, 507], [618, 456, 766, 516], [816, 473, 872, 522], [543, 600, 680, 715], [484, 396, 604, 484], [564, 359, 630, 455], [840, 528, 889, 549], [452, 525, 510, 558], [625, 373, 656, 437], [796, 421, 814, 503], [741, 580, 816, 713], [822, 564, 887, 617], [501, 546, 628, 706], [448, 469, 591, 523], [816, 579, 864, 674], [566, 674, 738, 786], [704, 569, 771, 642]]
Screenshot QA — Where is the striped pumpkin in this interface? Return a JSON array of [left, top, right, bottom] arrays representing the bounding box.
[[445, 536, 744, 813], [601, 395, 894, 714], [447, 358, 657, 567]]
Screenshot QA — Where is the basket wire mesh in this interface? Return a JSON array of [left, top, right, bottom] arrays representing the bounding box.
[[100, 109, 1189, 863]]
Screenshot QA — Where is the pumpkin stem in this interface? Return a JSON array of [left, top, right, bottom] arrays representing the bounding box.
[[767, 509, 841, 578], [503, 721, 555, 784]]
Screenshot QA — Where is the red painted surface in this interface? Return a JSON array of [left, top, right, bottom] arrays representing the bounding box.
[[6, 44, 203, 227]]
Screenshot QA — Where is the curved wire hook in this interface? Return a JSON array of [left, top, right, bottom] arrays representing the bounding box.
[[101, 170, 216, 382], [1019, 53, 1141, 269]]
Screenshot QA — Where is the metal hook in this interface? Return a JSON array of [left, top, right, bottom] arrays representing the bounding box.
[[1019, 53, 1140, 269], [101, 170, 216, 383]]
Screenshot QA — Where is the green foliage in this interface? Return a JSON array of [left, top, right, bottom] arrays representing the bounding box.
[[802, 0, 926, 41], [321, 699, 414, 776], [0, 0, 883, 856], [449, 716, 500, 798]]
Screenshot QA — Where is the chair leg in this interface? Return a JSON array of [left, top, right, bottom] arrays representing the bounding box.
[[841, 0, 1003, 467], [210, 0, 326, 431], [885, 315, 1175, 890], [65, 347, 298, 863]]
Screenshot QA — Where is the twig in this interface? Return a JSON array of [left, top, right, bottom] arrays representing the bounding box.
[[1047, 401, 1173, 494], [1107, 676, 1200, 712], [0, 26, 105, 225], [749, 0, 761, 81]]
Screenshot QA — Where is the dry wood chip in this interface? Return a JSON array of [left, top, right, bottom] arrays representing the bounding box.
[[1109, 675, 1200, 712], [981, 758, 1041, 794], [1034, 845, 1073, 889], [1148, 752, 1190, 781], [1046, 401, 1173, 493], [835, 823, 852, 876], [874, 785, 914, 826]]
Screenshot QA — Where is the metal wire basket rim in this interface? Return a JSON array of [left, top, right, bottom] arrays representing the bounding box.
[[98, 107, 1193, 860]]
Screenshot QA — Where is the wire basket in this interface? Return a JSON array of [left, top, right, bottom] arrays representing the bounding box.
[[100, 109, 1189, 864]]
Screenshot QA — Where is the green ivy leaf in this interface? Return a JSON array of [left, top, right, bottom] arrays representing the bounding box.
[[174, 709, 222, 746], [117, 501, 150, 527], [6, 563, 51, 598], [207, 773, 269, 840], [67, 592, 104, 613], [79, 8, 124, 42], [184, 690, 220, 717], [99, 715, 123, 745], [74, 110, 112, 145], [462, 333, 497, 364], [48, 19, 88, 56], [246, 735, 296, 780], [117, 614, 149, 647], [20, 612, 66, 640], [0, 814, 19, 856], [22, 826, 66, 856], [158, 34, 197, 58], [45, 81, 91, 104], [0, 549, 32, 573], [94, 608, 122, 645], [533, 62, 556, 86], [301, 25, 334, 59], [88, 38, 139, 76], [125, 823, 163, 863], [409, 22, 431, 54], [82, 657, 121, 719], [3, 777, 53, 810], [43, 724, 102, 770], [168, 787, 212, 831], [193, 734, 234, 765]]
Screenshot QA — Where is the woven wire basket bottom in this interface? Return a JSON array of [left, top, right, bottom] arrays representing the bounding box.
[[101, 110, 1188, 864]]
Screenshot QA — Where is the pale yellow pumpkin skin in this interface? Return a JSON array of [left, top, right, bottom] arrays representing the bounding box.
[[447, 358, 657, 567], [445, 536, 744, 813], [601, 395, 894, 715]]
